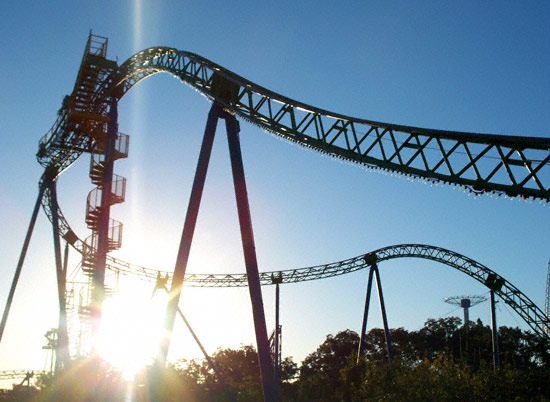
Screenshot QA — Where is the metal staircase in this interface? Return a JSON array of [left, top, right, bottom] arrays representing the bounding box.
[[66, 33, 117, 141], [37, 32, 117, 167], [54, 32, 129, 356], [78, 131, 128, 348]]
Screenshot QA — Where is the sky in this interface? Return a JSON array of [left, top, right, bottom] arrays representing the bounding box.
[[1, 0, 550, 374]]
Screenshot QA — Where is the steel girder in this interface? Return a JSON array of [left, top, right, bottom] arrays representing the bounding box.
[[116, 47, 550, 201], [32, 39, 550, 344], [35, 42, 550, 279], [373, 244, 548, 338], [36, 42, 550, 266], [94, 244, 549, 339]]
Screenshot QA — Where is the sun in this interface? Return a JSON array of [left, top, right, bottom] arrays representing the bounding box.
[[93, 283, 167, 379]]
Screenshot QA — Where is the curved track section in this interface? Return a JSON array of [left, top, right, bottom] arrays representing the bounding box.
[[106, 244, 548, 338], [34, 44, 550, 289], [39, 45, 550, 200], [35, 42, 550, 253], [116, 47, 550, 200], [32, 39, 548, 339]]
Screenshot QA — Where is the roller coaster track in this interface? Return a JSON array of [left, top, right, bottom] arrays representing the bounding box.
[[38, 43, 550, 198], [31, 35, 549, 342], [97, 244, 547, 339], [3, 244, 548, 377]]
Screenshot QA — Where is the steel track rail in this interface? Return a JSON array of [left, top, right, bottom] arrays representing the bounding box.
[[32, 41, 550, 340], [101, 244, 548, 338], [115, 47, 550, 200], [35, 43, 550, 260]]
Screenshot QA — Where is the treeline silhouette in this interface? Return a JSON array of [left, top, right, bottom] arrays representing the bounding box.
[[2, 317, 549, 401]]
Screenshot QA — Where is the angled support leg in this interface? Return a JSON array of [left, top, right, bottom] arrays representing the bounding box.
[[174, 301, 236, 402], [0, 175, 49, 344], [357, 265, 375, 363], [373, 264, 394, 365], [274, 281, 280, 388], [49, 180, 71, 370], [490, 290, 500, 369], [160, 103, 221, 362], [224, 110, 276, 402], [159, 102, 276, 401]]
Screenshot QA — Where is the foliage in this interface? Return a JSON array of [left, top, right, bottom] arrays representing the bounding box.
[[2, 318, 548, 401], [175, 344, 298, 402], [294, 320, 550, 401]]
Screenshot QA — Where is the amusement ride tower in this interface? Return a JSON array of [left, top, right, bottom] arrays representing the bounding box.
[[444, 295, 487, 326]]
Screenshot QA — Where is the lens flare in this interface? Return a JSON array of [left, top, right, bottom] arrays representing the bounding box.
[[94, 285, 166, 379]]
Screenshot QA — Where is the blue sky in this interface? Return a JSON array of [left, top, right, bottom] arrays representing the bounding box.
[[1, 1, 549, 372]]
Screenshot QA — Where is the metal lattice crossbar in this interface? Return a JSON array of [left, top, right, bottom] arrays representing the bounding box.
[[115, 47, 550, 200], [90, 244, 548, 338], [30, 37, 550, 346]]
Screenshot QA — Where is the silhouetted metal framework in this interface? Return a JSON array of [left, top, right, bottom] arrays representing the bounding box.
[[8, 32, 549, 351], [87, 244, 548, 338], [119, 51, 550, 198], [27, 35, 549, 335], [2, 34, 548, 389], [35, 40, 550, 265]]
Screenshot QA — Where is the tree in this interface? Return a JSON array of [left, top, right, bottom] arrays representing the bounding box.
[[175, 345, 298, 402], [299, 329, 359, 380], [362, 327, 419, 363], [416, 317, 461, 360], [298, 330, 359, 401], [498, 325, 550, 369]]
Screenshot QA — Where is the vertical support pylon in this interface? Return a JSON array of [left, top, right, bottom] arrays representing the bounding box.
[[0, 172, 49, 344], [357, 266, 375, 364], [272, 272, 283, 396], [160, 101, 276, 402], [373, 264, 393, 365], [357, 263, 393, 365], [490, 290, 500, 369], [91, 99, 118, 346], [160, 103, 220, 362], [49, 180, 71, 370], [225, 110, 276, 401]]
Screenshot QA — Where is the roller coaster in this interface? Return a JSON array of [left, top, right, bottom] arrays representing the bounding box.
[[1, 32, 549, 399]]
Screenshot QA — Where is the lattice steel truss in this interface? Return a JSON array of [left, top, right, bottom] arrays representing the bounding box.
[[116, 47, 550, 201], [91, 244, 548, 338], [29, 35, 550, 353], [35, 39, 550, 269]]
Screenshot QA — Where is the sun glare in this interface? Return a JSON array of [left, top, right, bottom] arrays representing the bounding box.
[[94, 285, 166, 379]]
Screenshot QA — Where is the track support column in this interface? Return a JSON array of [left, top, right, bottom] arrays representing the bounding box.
[[373, 264, 393, 365], [356, 263, 393, 365], [224, 110, 276, 402], [490, 290, 500, 369], [272, 273, 283, 395], [49, 180, 71, 370], [91, 99, 118, 346], [161, 101, 275, 401], [357, 266, 375, 363], [0, 171, 50, 344], [160, 103, 220, 362]]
